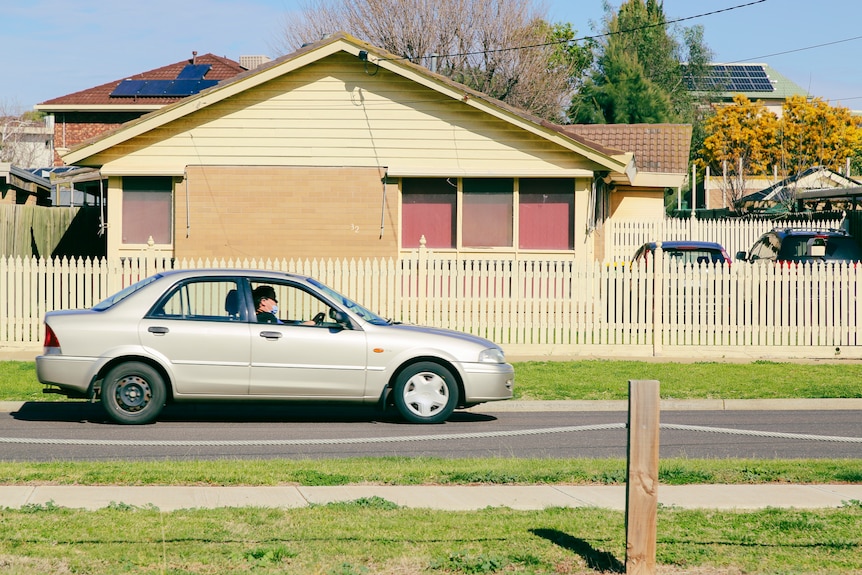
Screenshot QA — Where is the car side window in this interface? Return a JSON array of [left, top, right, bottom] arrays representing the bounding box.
[[250, 281, 336, 327], [749, 234, 778, 262], [148, 279, 245, 322]]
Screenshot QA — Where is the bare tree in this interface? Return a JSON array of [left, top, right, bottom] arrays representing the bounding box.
[[1, 100, 50, 168], [274, 0, 582, 121]]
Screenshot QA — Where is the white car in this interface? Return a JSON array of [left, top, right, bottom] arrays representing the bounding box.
[[36, 269, 514, 424]]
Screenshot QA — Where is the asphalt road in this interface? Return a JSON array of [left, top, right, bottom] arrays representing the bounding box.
[[1, 402, 859, 462]]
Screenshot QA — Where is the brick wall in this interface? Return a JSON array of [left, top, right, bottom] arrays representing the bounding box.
[[176, 166, 398, 260], [52, 112, 144, 165]]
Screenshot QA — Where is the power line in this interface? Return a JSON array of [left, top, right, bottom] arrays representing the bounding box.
[[735, 34, 862, 63], [730, 35, 862, 104], [378, 0, 768, 62]]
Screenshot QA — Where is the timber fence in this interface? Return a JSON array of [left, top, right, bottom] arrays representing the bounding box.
[[2, 248, 860, 359]]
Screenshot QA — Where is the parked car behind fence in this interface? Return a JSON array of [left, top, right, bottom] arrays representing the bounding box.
[[735, 227, 862, 264]]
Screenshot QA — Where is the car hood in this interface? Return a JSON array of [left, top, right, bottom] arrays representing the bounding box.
[[385, 322, 500, 348]]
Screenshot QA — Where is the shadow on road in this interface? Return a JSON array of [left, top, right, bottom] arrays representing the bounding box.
[[10, 401, 498, 425], [531, 528, 624, 573]]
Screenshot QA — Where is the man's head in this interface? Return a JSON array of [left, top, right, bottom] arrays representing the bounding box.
[[253, 285, 278, 312]]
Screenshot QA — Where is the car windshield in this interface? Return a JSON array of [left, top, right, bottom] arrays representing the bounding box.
[[307, 278, 390, 325], [778, 236, 862, 262], [92, 274, 162, 311], [663, 248, 726, 265]]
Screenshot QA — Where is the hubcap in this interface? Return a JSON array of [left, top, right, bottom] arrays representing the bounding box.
[[402, 372, 448, 417], [115, 375, 152, 412]]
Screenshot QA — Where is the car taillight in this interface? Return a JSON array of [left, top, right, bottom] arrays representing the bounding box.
[[43, 325, 61, 354]]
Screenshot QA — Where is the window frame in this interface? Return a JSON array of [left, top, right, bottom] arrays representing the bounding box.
[[121, 176, 173, 247], [400, 176, 576, 254]]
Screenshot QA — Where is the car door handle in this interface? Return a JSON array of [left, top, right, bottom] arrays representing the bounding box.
[[259, 331, 282, 340], [148, 326, 169, 335]]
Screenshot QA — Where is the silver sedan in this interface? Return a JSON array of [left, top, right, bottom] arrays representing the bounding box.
[[36, 269, 514, 424]]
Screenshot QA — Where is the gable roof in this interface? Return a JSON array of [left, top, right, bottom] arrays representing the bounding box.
[[741, 166, 862, 203], [62, 32, 636, 180], [35, 53, 246, 112]]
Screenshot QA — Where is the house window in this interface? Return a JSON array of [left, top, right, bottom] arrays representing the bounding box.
[[462, 178, 513, 248], [122, 176, 172, 244], [519, 179, 574, 250], [401, 178, 456, 248]]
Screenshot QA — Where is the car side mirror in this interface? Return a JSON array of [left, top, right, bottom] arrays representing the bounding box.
[[330, 309, 351, 329], [735, 251, 748, 262]]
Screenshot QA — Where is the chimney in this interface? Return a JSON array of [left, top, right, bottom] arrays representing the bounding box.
[[240, 55, 271, 70], [192, 51, 197, 65]]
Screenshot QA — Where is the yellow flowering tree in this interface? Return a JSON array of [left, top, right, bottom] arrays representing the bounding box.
[[778, 95, 862, 175], [699, 94, 862, 212], [698, 94, 779, 210]]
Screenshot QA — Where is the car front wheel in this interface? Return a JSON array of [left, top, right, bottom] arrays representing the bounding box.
[[393, 362, 458, 424], [101, 362, 167, 424]]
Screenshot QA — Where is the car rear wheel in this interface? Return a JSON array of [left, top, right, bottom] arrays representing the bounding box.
[[393, 362, 458, 424], [101, 362, 166, 424]]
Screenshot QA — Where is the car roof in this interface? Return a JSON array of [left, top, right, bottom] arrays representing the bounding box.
[[770, 227, 850, 238], [642, 241, 726, 250], [156, 268, 312, 282]]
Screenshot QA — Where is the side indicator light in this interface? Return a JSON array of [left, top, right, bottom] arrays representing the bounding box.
[[373, 348, 385, 353]]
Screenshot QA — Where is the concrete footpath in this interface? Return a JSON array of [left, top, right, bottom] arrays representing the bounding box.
[[2, 484, 862, 512]]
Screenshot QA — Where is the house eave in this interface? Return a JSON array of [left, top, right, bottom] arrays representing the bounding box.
[[0, 162, 51, 193], [386, 167, 597, 178], [629, 172, 686, 188], [36, 104, 164, 113]]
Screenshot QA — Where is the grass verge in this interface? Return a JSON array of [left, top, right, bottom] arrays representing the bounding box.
[[2, 457, 862, 486], [2, 500, 860, 574]]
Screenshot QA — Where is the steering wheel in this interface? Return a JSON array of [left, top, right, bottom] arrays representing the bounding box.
[[312, 312, 326, 325]]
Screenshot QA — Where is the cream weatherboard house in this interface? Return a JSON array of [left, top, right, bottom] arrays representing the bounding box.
[[62, 33, 690, 263]]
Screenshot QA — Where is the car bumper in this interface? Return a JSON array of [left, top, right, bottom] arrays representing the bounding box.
[[35, 355, 100, 396], [460, 362, 514, 403]]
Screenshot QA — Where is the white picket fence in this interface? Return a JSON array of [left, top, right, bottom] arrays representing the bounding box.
[[2, 249, 860, 359], [606, 217, 844, 263]]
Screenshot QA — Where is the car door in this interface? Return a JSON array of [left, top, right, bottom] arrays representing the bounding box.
[[139, 277, 251, 396], [248, 281, 368, 397]]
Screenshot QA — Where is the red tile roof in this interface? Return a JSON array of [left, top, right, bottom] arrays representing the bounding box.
[[560, 124, 692, 174], [38, 53, 246, 107]]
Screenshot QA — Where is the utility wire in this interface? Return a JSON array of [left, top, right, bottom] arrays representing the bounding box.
[[731, 34, 862, 103], [734, 34, 862, 63], [377, 0, 767, 62]]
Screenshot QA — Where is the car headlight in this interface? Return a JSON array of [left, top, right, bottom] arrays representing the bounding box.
[[478, 348, 506, 363]]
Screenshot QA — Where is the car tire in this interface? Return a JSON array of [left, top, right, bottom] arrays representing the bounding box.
[[393, 361, 458, 424], [101, 362, 167, 425]]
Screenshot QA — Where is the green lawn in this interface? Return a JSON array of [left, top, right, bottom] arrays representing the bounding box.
[[2, 500, 860, 574]]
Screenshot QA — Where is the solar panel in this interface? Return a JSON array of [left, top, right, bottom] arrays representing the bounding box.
[[136, 81, 170, 96], [176, 64, 211, 80], [111, 80, 147, 96], [110, 79, 219, 97], [161, 80, 219, 95], [683, 64, 775, 93]]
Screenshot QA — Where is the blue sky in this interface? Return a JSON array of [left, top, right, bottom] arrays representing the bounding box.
[[3, 0, 862, 113]]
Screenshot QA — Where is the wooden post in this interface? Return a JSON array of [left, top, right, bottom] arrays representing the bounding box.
[[690, 164, 696, 218], [652, 248, 663, 357], [417, 235, 427, 325], [625, 379, 660, 575]]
